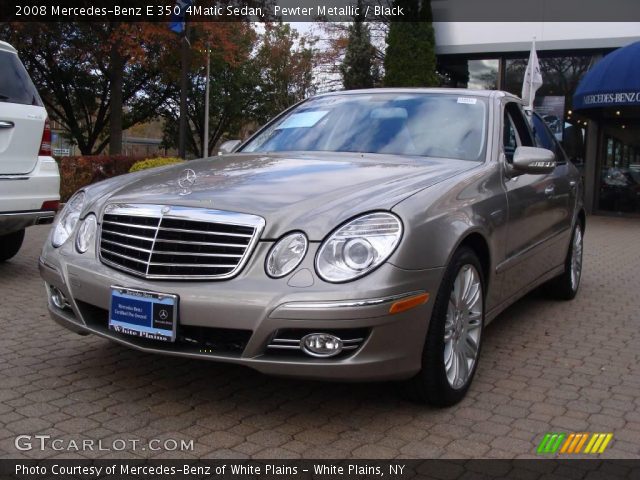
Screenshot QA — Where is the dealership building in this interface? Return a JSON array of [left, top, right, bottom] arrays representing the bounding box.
[[433, 22, 640, 215]]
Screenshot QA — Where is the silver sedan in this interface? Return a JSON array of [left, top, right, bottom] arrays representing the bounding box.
[[39, 89, 584, 406]]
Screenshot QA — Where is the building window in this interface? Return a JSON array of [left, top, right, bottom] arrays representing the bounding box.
[[598, 124, 640, 214], [503, 54, 598, 107], [438, 58, 500, 90]]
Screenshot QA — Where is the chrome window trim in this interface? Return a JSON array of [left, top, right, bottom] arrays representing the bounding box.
[[98, 203, 265, 280]]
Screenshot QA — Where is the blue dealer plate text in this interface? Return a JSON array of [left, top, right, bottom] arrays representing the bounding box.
[[108, 288, 177, 342]]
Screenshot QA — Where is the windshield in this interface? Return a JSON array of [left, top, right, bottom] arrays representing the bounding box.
[[242, 93, 488, 161]]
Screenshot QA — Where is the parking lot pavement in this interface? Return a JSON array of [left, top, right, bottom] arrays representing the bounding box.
[[1, 217, 639, 460]]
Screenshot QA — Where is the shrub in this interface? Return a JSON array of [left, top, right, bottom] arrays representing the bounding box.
[[129, 157, 184, 173], [56, 155, 150, 202]]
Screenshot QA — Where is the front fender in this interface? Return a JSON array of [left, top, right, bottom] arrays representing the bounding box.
[[389, 164, 506, 273]]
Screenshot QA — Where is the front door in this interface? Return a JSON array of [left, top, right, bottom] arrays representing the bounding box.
[[500, 102, 566, 300]]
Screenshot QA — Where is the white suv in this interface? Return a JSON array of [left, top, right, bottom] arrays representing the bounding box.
[[0, 40, 60, 261]]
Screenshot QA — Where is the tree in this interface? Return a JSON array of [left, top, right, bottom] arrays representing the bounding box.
[[340, 4, 379, 90], [107, 23, 178, 155], [2, 22, 177, 155], [253, 23, 317, 123], [161, 23, 258, 157], [160, 23, 318, 157], [383, 0, 438, 87]]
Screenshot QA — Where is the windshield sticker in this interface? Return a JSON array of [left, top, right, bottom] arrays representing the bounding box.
[[457, 97, 478, 104], [277, 111, 329, 129]]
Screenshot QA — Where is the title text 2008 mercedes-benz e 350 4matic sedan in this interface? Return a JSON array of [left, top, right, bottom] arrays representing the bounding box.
[[39, 89, 584, 406]]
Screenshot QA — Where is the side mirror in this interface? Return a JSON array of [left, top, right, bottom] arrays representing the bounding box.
[[512, 146, 556, 174], [217, 140, 241, 155]]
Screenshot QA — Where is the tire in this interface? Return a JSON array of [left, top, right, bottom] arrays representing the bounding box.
[[546, 222, 583, 300], [403, 247, 485, 407], [0, 229, 25, 262]]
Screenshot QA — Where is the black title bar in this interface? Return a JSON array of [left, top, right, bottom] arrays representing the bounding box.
[[1, 0, 640, 22], [2, 459, 640, 480]]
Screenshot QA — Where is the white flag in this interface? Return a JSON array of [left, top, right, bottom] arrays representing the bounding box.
[[522, 39, 543, 109]]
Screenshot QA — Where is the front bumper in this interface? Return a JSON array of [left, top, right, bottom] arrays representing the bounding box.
[[39, 240, 444, 381]]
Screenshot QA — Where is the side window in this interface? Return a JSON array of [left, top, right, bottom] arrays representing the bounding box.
[[530, 113, 567, 164], [502, 102, 533, 163], [530, 113, 555, 150], [503, 113, 518, 162]]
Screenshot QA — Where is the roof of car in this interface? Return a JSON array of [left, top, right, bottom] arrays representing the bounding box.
[[315, 88, 521, 101], [0, 40, 17, 53]]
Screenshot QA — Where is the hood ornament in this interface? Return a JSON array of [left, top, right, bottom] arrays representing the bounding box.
[[178, 168, 197, 196]]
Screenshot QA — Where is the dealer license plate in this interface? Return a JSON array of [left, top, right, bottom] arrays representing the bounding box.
[[108, 287, 178, 342]]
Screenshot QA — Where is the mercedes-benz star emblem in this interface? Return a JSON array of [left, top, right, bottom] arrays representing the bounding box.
[[158, 309, 169, 320], [178, 168, 197, 195]]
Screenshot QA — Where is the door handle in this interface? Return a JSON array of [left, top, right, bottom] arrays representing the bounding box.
[[569, 180, 577, 190], [544, 185, 555, 196], [0, 121, 15, 129]]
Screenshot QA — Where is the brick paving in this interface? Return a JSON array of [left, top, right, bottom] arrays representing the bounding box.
[[0, 217, 639, 459]]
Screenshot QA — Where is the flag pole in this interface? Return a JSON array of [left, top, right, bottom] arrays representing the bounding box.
[[203, 42, 210, 158], [178, 25, 189, 159]]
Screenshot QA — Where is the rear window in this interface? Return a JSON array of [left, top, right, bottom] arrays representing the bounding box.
[[0, 50, 43, 106]]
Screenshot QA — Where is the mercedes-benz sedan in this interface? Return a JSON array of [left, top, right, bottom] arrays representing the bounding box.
[[39, 89, 584, 406]]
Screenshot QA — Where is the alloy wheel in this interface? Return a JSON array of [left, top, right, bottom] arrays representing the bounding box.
[[570, 227, 583, 292], [444, 264, 483, 389]]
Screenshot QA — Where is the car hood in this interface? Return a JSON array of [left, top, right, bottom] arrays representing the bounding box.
[[96, 152, 476, 240]]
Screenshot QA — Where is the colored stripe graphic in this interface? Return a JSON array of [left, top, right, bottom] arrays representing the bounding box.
[[597, 433, 614, 453], [561, 433, 575, 453], [560, 433, 589, 453], [584, 433, 614, 454], [538, 432, 613, 455], [537, 433, 566, 454], [574, 433, 590, 453], [537, 433, 552, 454]]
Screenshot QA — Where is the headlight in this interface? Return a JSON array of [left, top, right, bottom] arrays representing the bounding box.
[[265, 232, 308, 278], [52, 191, 86, 247], [75, 214, 97, 253], [316, 212, 402, 283]]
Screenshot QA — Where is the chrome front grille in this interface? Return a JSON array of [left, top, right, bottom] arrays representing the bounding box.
[[99, 204, 265, 280]]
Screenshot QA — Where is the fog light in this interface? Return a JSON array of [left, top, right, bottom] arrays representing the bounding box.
[[49, 285, 70, 310], [301, 333, 343, 358]]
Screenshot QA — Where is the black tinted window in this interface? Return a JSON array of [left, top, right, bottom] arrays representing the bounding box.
[[505, 102, 533, 147], [530, 113, 566, 164], [503, 103, 534, 163], [530, 113, 555, 151], [503, 112, 518, 162], [0, 51, 43, 106]]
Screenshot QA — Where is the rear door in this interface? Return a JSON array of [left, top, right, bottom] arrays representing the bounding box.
[[0, 45, 46, 175]]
